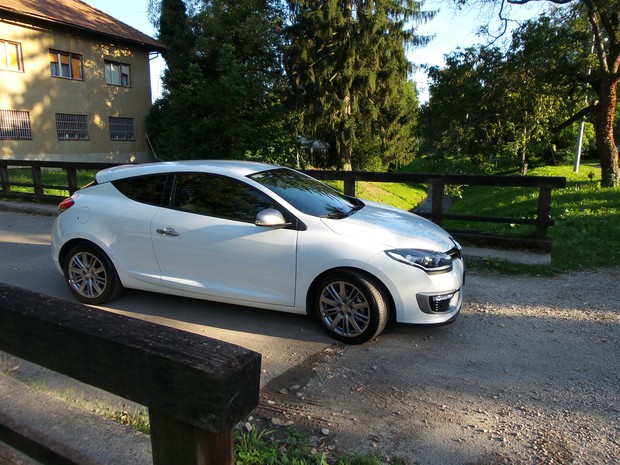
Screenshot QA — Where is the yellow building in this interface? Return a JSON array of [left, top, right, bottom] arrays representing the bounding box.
[[0, 0, 165, 163]]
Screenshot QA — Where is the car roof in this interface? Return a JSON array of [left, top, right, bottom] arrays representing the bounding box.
[[95, 160, 280, 183]]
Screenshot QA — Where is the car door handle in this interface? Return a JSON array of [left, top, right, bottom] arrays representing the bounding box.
[[156, 227, 180, 236]]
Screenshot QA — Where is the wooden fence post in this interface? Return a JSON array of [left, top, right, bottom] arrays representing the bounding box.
[[0, 165, 9, 194], [30, 166, 43, 196], [430, 181, 445, 226], [343, 172, 356, 197], [66, 168, 79, 195], [535, 185, 553, 239], [149, 410, 235, 465]]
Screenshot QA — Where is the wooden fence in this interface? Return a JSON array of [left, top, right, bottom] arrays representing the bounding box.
[[0, 160, 566, 251], [0, 283, 261, 465], [0, 160, 117, 200], [304, 170, 566, 251]]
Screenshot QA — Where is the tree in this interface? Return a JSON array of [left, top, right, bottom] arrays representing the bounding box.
[[420, 11, 601, 175], [147, 0, 292, 162], [284, 0, 432, 170], [457, 0, 619, 187], [156, 0, 195, 89]]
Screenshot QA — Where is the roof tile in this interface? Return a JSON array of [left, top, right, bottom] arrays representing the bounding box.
[[0, 0, 165, 50]]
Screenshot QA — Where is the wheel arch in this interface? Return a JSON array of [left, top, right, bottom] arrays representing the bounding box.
[[58, 238, 98, 269], [305, 266, 396, 324]]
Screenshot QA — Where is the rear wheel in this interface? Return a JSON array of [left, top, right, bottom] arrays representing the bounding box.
[[63, 244, 122, 305], [314, 270, 389, 344]]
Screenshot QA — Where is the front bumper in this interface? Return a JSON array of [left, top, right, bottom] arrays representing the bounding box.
[[366, 254, 465, 325]]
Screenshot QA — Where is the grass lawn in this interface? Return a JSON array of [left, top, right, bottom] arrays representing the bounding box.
[[400, 158, 620, 274]]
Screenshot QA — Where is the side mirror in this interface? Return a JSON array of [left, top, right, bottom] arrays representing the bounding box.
[[255, 208, 291, 228]]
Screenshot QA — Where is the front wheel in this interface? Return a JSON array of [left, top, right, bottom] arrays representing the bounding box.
[[314, 270, 389, 344], [63, 244, 122, 305]]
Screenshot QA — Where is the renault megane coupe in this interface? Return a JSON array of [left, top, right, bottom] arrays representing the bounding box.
[[51, 160, 465, 344]]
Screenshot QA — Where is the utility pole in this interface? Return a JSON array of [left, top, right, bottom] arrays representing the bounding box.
[[574, 36, 595, 173]]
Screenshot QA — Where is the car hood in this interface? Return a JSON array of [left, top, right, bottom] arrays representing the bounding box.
[[321, 201, 456, 251]]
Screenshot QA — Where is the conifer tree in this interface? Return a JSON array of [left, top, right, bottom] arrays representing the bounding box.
[[157, 0, 195, 89], [285, 0, 432, 170]]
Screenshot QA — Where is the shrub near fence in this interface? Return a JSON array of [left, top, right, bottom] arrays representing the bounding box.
[[0, 160, 566, 251]]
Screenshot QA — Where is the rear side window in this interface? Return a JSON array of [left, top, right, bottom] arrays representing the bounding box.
[[172, 172, 274, 223], [112, 174, 169, 207]]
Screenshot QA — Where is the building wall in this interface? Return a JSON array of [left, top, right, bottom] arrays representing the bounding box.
[[1, 17, 156, 163]]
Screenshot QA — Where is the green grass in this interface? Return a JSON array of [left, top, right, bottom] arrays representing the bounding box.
[[325, 179, 427, 211], [402, 157, 620, 274], [235, 426, 405, 465], [3, 168, 97, 197]]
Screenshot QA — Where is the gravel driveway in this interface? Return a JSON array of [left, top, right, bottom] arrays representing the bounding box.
[[257, 267, 620, 464]]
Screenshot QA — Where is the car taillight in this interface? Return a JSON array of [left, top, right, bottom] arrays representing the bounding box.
[[57, 197, 75, 214]]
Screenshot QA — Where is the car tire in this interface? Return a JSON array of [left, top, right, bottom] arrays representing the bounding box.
[[63, 243, 123, 305], [314, 270, 389, 344]]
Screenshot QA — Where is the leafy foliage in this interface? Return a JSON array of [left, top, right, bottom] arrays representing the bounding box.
[[234, 426, 406, 465], [283, 0, 430, 170], [444, 0, 619, 187], [147, 0, 294, 162], [419, 12, 592, 174]]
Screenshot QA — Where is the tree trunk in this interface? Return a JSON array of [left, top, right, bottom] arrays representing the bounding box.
[[340, 138, 353, 171], [520, 124, 528, 176], [340, 77, 353, 171], [594, 75, 619, 188]]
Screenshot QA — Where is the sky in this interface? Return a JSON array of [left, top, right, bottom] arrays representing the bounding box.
[[84, 0, 545, 103]]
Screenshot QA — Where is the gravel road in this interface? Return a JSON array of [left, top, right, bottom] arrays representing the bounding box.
[[256, 267, 620, 464]]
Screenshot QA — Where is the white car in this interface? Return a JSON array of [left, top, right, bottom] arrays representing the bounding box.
[[51, 160, 464, 344]]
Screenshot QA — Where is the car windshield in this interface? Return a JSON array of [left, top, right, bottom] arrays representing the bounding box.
[[249, 168, 363, 218]]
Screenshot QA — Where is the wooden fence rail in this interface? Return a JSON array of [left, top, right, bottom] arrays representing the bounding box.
[[303, 170, 566, 252], [0, 284, 261, 465], [0, 160, 566, 251], [0, 160, 118, 200]]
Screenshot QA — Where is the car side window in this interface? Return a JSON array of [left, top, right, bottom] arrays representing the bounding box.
[[172, 173, 275, 223], [112, 174, 169, 206]]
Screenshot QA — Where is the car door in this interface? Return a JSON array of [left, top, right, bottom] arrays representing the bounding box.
[[150, 172, 298, 306]]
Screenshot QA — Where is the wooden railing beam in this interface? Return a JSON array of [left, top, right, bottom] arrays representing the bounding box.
[[0, 284, 261, 465]]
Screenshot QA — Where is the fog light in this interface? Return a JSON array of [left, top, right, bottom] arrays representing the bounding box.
[[430, 293, 455, 312]]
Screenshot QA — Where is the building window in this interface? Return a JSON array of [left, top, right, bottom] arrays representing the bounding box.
[[109, 117, 135, 140], [56, 113, 89, 140], [1, 40, 23, 72], [49, 50, 83, 80], [0, 110, 32, 140], [104, 60, 131, 87]]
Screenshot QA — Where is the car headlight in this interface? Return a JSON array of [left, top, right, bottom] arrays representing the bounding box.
[[385, 249, 453, 274]]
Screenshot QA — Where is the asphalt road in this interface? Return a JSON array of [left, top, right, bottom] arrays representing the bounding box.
[[0, 207, 333, 387]]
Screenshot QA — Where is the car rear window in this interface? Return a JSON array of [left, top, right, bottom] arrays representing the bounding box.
[[112, 174, 169, 207]]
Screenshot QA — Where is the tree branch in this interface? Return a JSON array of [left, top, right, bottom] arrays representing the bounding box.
[[508, 0, 573, 4], [551, 103, 597, 133]]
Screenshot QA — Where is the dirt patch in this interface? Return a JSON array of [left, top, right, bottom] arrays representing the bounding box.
[[252, 267, 620, 464]]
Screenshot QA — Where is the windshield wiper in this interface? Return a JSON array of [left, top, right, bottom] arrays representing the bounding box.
[[321, 211, 349, 219], [349, 205, 363, 215], [321, 204, 363, 219]]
